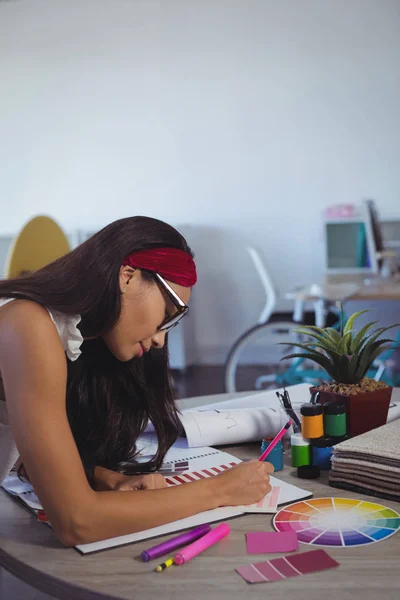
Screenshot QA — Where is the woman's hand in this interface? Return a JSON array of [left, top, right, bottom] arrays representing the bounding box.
[[212, 460, 274, 506], [93, 466, 167, 492], [114, 473, 167, 492]]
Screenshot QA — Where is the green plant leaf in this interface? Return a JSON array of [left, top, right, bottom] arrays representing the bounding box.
[[347, 336, 354, 354], [339, 302, 344, 336], [346, 330, 355, 353], [280, 341, 342, 363], [292, 329, 338, 351], [350, 326, 390, 357], [332, 354, 351, 383], [306, 344, 343, 363], [343, 310, 371, 335], [351, 326, 400, 359], [348, 351, 362, 382], [350, 321, 379, 353], [364, 324, 400, 348], [337, 331, 353, 355], [280, 352, 336, 378], [294, 325, 328, 334], [292, 325, 335, 341], [278, 342, 328, 358], [324, 327, 341, 343], [355, 348, 384, 380], [354, 338, 397, 380]]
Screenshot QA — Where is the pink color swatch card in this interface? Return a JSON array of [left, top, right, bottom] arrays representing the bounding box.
[[246, 531, 299, 554], [236, 549, 339, 584], [236, 485, 280, 513]]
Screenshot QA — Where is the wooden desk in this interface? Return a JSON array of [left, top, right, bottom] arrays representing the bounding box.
[[327, 274, 400, 301], [287, 276, 400, 303], [285, 276, 400, 328], [1, 443, 399, 600], [346, 280, 400, 301]]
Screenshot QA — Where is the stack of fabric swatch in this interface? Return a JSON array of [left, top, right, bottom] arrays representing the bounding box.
[[329, 419, 400, 501]]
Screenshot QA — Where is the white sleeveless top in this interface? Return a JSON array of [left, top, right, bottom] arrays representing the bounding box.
[[0, 298, 83, 484]]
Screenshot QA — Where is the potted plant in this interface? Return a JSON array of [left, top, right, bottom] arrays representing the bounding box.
[[281, 308, 399, 437]]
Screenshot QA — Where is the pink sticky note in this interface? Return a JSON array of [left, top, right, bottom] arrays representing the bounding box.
[[246, 531, 299, 554]]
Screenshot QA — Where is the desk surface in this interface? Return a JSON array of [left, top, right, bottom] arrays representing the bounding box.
[[1, 443, 400, 600], [287, 276, 400, 302]]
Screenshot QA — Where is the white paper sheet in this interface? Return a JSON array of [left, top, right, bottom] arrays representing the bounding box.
[[179, 407, 290, 447]]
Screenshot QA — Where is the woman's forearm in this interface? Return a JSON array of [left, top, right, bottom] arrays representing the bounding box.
[[63, 477, 223, 546]]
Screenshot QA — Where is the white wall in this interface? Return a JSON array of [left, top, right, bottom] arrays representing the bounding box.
[[1, 0, 400, 362]]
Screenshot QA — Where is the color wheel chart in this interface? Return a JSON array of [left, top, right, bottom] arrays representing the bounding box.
[[273, 498, 400, 547]]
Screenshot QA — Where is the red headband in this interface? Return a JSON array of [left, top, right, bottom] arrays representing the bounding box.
[[122, 247, 197, 287]]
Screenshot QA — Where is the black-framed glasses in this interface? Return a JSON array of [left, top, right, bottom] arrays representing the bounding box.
[[153, 272, 189, 333]]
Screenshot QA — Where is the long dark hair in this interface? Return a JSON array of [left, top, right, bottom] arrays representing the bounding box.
[[0, 216, 193, 483]]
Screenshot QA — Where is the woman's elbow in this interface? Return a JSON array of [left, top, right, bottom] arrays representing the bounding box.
[[56, 521, 94, 547], [52, 505, 96, 547], [57, 529, 81, 548], [55, 524, 89, 547]]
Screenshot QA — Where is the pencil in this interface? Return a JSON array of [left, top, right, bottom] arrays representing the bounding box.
[[156, 557, 174, 572], [259, 419, 292, 462]]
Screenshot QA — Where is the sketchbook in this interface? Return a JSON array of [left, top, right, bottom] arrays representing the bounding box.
[[76, 444, 311, 554], [2, 437, 311, 555]]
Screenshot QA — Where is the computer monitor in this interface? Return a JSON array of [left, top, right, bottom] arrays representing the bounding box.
[[365, 199, 385, 271], [324, 202, 379, 274]]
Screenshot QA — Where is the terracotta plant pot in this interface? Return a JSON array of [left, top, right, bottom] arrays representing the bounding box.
[[310, 385, 392, 437]]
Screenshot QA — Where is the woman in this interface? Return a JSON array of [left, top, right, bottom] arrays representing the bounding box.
[[0, 216, 272, 546]]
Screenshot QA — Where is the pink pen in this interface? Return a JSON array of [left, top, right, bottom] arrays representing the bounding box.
[[174, 523, 230, 565], [259, 419, 293, 462]]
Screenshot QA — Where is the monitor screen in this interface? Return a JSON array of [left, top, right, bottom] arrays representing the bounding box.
[[326, 222, 372, 270]]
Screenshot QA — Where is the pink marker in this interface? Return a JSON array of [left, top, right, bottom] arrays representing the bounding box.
[[174, 523, 230, 565], [258, 419, 293, 462]]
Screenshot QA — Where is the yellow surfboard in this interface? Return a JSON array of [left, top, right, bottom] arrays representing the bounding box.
[[5, 216, 70, 278]]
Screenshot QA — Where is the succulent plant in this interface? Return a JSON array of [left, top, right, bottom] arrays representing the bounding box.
[[281, 307, 399, 385]]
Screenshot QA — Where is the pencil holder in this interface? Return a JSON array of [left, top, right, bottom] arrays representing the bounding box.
[[261, 438, 284, 472]]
